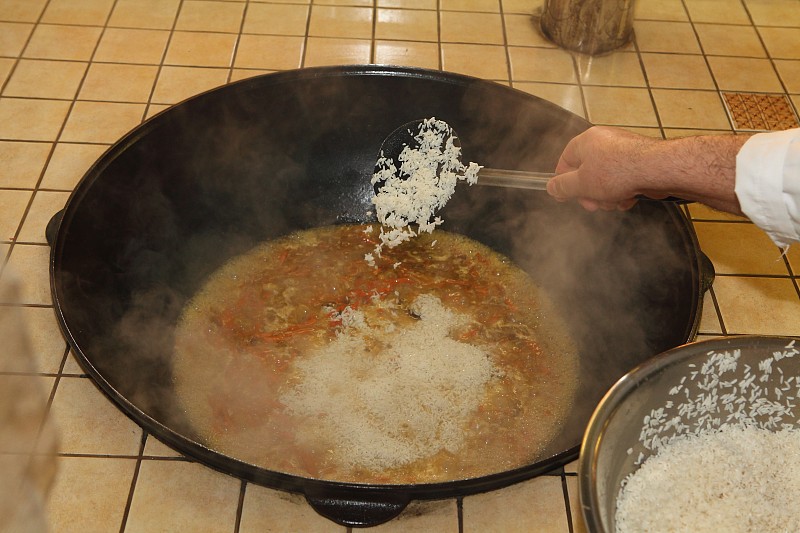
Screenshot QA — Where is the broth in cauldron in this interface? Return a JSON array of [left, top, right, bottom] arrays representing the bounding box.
[[173, 224, 578, 484]]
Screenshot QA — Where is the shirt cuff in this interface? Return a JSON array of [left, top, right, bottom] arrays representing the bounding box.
[[735, 129, 800, 249]]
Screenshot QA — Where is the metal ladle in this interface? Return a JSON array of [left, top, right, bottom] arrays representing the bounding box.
[[376, 119, 687, 202]]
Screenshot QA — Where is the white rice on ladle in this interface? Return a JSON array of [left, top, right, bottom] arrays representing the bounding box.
[[368, 117, 481, 265]]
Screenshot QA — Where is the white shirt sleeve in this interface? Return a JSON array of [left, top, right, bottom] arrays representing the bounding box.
[[735, 128, 800, 249]]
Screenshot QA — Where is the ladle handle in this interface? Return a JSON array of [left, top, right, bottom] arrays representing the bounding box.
[[477, 168, 554, 190], [476, 168, 689, 204]]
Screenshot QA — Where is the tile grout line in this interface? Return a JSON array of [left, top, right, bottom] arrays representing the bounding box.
[[631, 33, 666, 139], [739, 0, 796, 105], [118, 431, 149, 533], [679, 0, 737, 133], [226, 0, 251, 84], [498, 0, 513, 88], [233, 480, 246, 533], [142, 0, 186, 122], [561, 470, 575, 533], [299, 0, 313, 69]]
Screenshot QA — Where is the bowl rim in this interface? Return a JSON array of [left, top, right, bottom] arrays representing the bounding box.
[[576, 334, 800, 533]]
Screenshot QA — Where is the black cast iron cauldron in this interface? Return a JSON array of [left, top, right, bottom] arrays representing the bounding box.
[[47, 65, 712, 527]]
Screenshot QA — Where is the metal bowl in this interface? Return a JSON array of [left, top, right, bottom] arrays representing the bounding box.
[[578, 335, 800, 532]]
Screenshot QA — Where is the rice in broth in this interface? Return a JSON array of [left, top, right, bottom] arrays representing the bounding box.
[[172, 226, 577, 483]]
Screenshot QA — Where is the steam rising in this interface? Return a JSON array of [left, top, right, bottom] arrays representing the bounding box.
[[55, 67, 701, 482]]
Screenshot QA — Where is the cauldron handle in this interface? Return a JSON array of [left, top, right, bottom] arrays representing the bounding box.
[[45, 209, 65, 247], [305, 492, 410, 528]]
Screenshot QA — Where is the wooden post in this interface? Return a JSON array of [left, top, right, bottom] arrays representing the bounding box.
[[540, 0, 636, 55]]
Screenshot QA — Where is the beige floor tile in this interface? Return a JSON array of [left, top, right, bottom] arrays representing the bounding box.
[[378, 0, 435, 7], [2, 244, 52, 305], [62, 350, 85, 375], [513, 82, 585, 118], [23, 24, 103, 61], [379, 0, 437, 8], [125, 460, 240, 533], [0, 0, 48, 22], [0, 375, 52, 453], [563, 459, 578, 474], [309, 5, 373, 39], [509, 46, 575, 83], [151, 66, 229, 105], [17, 191, 70, 244], [641, 53, 715, 90], [40, 0, 115, 26], [16, 306, 67, 374], [759, 27, 800, 60], [440, 11, 504, 45], [441, 0, 499, 11], [576, 51, 646, 87], [61, 101, 145, 143], [0, 141, 52, 189], [145, 103, 172, 119], [708, 56, 784, 93], [745, 0, 800, 27], [371, 500, 459, 532], [374, 40, 440, 69], [0, 189, 31, 241], [315, 0, 372, 5], [304, 37, 372, 66], [79, 63, 158, 103], [242, 3, 309, 36], [94, 28, 170, 64], [0, 316, 58, 373], [40, 143, 108, 190], [583, 86, 658, 126], [503, 0, 542, 14], [176, 0, 245, 33], [0, 98, 71, 141], [695, 23, 766, 58], [229, 69, 274, 83], [652, 89, 730, 129], [695, 221, 788, 275], [687, 202, 747, 221], [239, 485, 346, 532], [46, 456, 137, 533], [633, 21, 701, 54], [463, 476, 570, 532], [775, 60, 800, 94], [634, 0, 688, 21], [787, 246, 800, 274], [376, 8, 438, 42], [441, 43, 508, 80], [3, 59, 88, 100], [698, 288, 723, 334], [164, 31, 237, 67], [714, 276, 800, 335], [683, 0, 751, 24], [108, 0, 181, 30], [505, 13, 555, 47], [49, 376, 142, 455], [565, 477, 588, 533], [0, 58, 12, 88], [0, 21, 34, 56], [142, 435, 183, 458], [233, 34, 305, 70]]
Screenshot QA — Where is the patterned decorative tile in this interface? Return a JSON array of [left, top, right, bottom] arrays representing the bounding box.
[[722, 92, 800, 131]]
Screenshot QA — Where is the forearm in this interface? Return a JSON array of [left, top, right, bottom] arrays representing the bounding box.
[[644, 134, 751, 215], [548, 126, 752, 214]]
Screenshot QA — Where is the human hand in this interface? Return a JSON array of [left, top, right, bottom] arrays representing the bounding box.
[[547, 126, 662, 211]]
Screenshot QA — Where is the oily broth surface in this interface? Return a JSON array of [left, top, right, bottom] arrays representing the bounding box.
[[172, 224, 578, 484]]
